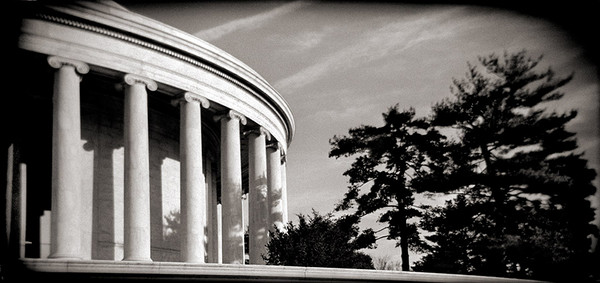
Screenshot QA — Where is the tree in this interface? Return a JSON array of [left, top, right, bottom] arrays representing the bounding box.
[[329, 106, 446, 271], [413, 50, 598, 281], [163, 210, 180, 244], [262, 210, 375, 269]]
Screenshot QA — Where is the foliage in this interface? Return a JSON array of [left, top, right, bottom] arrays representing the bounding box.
[[164, 210, 180, 243], [262, 210, 375, 269], [411, 50, 598, 281], [328, 49, 597, 280], [329, 103, 447, 270]]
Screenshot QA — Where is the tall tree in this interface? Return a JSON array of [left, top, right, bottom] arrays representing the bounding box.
[[262, 210, 375, 269], [413, 50, 598, 281], [329, 107, 445, 271]]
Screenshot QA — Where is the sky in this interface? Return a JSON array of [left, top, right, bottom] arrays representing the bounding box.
[[125, 1, 600, 267]]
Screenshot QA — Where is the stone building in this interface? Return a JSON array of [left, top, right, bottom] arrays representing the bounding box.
[[5, 0, 293, 271]]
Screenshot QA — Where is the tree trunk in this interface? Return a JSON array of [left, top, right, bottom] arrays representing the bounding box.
[[400, 231, 410, 271], [398, 206, 410, 271], [479, 143, 505, 230]]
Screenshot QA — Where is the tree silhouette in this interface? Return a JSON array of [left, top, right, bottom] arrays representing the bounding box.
[[329, 105, 445, 271], [329, 50, 598, 279], [412, 50, 598, 282], [263, 210, 375, 269]]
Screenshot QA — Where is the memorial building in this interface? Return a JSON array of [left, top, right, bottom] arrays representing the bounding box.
[[5, 0, 294, 275]]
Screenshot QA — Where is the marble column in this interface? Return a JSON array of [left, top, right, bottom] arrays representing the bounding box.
[[216, 110, 246, 264], [267, 143, 284, 232], [175, 92, 210, 263], [122, 74, 156, 261], [206, 158, 222, 263], [246, 128, 270, 264], [5, 144, 27, 259], [47, 56, 89, 259], [281, 151, 288, 225], [204, 159, 215, 263], [217, 203, 223, 264]]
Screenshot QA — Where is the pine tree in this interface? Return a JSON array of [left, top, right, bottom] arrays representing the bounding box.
[[413, 50, 598, 281], [329, 107, 445, 271]]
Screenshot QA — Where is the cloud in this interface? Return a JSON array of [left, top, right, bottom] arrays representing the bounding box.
[[274, 28, 331, 52], [193, 1, 311, 41], [273, 7, 471, 91]]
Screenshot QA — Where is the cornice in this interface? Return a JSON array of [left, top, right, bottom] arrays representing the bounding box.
[[36, 13, 234, 86]]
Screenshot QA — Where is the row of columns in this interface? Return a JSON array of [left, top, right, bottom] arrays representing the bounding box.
[[46, 56, 288, 264]]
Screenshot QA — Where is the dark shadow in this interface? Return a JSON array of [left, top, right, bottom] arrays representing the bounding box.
[[148, 91, 180, 262], [21, 57, 53, 259], [81, 74, 124, 260]]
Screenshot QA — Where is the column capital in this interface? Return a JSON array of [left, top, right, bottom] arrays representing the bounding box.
[[172, 91, 210, 108], [244, 127, 271, 141], [214, 110, 247, 125], [281, 149, 287, 164], [48, 56, 89, 75], [123, 74, 157, 91], [268, 142, 287, 164], [266, 141, 281, 151]]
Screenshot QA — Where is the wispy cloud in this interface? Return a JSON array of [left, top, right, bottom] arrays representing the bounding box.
[[273, 28, 331, 52], [274, 7, 469, 91], [194, 1, 311, 41]]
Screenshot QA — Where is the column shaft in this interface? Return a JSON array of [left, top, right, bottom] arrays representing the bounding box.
[[205, 160, 215, 263], [5, 144, 26, 259], [207, 159, 222, 263], [123, 74, 155, 261], [178, 93, 209, 263], [217, 203, 223, 264], [267, 145, 284, 232], [281, 158, 288, 225], [48, 57, 88, 259], [219, 111, 246, 264], [247, 129, 269, 264]]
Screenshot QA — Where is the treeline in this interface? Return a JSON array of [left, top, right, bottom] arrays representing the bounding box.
[[263, 50, 599, 282]]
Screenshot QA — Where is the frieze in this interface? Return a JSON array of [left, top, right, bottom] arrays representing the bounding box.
[[36, 13, 263, 106]]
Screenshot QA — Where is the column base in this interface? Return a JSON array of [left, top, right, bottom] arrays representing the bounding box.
[[183, 259, 205, 264], [47, 254, 83, 260], [122, 257, 153, 262]]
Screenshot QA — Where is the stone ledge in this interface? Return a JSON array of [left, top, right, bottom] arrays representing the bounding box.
[[5, 259, 548, 283]]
